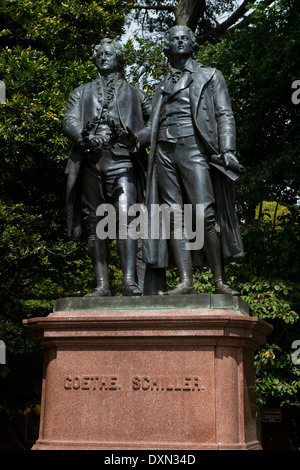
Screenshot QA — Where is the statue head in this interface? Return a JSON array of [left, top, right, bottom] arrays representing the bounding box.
[[92, 38, 125, 75], [163, 25, 199, 65]]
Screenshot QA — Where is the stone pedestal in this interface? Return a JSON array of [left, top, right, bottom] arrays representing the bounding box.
[[23, 295, 272, 450]]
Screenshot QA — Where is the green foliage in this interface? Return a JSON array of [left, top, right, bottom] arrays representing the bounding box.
[[196, 2, 300, 413], [0, 2, 129, 447], [0, 0, 130, 354], [124, 36, 170, 91], [199, 0, 300, 220], [0, 0, 129, 60], [255, 201, 291, 227], [242, 278, 298, 323], [255, 342, 300, 407]]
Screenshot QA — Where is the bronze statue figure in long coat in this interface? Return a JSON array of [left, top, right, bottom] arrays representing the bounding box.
[[136, 25, 244, 295], [63, 38, 151, 296]]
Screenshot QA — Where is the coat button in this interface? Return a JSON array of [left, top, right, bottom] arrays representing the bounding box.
[[203, 105, 208, 110]]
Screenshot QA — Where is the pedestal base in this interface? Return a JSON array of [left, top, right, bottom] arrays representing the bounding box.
[[24, 295, 272, 450]]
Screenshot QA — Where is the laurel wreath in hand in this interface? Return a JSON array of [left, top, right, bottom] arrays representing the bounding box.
[[81, 115, 126, 156]]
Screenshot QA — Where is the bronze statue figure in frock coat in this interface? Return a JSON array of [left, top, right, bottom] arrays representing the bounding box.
[[63, 39, 152, 296], [136, 25, 244, 295]]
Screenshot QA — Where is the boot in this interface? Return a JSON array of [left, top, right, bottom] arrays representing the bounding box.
[[85, 239, 111, 297], [214, 280, 240, 296], [117, 237, 142, 296], [204, 225, 240, 296], [166, 237, 196, 295]]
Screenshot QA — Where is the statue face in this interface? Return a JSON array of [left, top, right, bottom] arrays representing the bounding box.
[[94, 44, 119, 74], [168, 28, 193, 60]]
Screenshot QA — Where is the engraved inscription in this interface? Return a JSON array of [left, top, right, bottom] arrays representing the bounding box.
[[63, 374, 205, 392], [132, 375, 203, 391], [64, 375, 121, 390]]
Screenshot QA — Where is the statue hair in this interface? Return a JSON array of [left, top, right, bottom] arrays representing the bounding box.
[[92, 38, 125, 75]]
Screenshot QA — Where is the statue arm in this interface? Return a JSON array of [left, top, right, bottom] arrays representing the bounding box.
[[135, 121, 151, 149], [135, 84, 163, 148], [212, 70, 236, 153], [63, 86, 84, 146], [138, 89, 152, 121]]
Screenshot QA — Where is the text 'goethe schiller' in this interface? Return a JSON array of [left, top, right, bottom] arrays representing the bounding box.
[[63, 375, 204, 391]]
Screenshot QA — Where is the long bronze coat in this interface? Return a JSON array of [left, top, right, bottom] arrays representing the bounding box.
[[63, 77, 152, 239], [136, 60, 244, 267]]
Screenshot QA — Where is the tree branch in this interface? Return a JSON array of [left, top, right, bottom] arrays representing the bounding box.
[[175, 0, 206, 31], [197, 0, 275, 44], [227, 0, 275, 33], [133, 3, 175, 12], [197, 0, 254, 43], [133, 0, 276, 44]]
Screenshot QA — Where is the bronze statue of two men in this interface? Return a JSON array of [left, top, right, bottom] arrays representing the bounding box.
[[63, 25, 244, 298]]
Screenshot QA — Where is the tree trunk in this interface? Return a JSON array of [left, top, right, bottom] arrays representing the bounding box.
[[174, 0, 205, 32]]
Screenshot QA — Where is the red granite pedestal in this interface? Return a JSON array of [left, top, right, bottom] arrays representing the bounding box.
[[24, 295, 272, 450]]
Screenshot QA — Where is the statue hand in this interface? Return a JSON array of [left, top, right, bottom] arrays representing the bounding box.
[[83, 135, 105, 155], [116, 127, 138, 149], [88, 135, 104, 145], [222, 151, 239, 167], [220, 151, 246, 174]]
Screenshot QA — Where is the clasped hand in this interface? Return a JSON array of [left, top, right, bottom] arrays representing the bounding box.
[[116, 127, 138, 151], [222, 151, 239, 167]]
